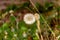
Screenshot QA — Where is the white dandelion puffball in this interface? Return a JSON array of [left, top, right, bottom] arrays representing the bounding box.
[[24, 13, 36, 24]]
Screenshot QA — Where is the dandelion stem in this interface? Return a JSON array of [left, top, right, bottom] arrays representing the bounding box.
[[29, 0, 43, 40], [29, 0, 56, 40]]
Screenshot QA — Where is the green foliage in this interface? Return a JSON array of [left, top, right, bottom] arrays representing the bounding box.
[[57, 25, 60, 28], [18, 21, 26, 28], [4, 2, 30, 13], [21, 26, 27, 31], [35, 2, 54, 13], [45, 2, 53, 10], [56, 6, 60, 11], [6, 4, 18, 12], [10, 16, 16, 23], [0, 1, 60, 40], [2, 23, 9, 30], [2, 23, 9, 27], [58, 38, 60, 40], [35, 2, 46, 13], [20, 2, 30, 8]]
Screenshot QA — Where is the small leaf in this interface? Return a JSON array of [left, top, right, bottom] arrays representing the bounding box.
[[21, 26, 27, 31], [10, 16, 16, 23], [2, 23, 9, 27], [45, 2, 53, 8], [2, 23, 9, 30]]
